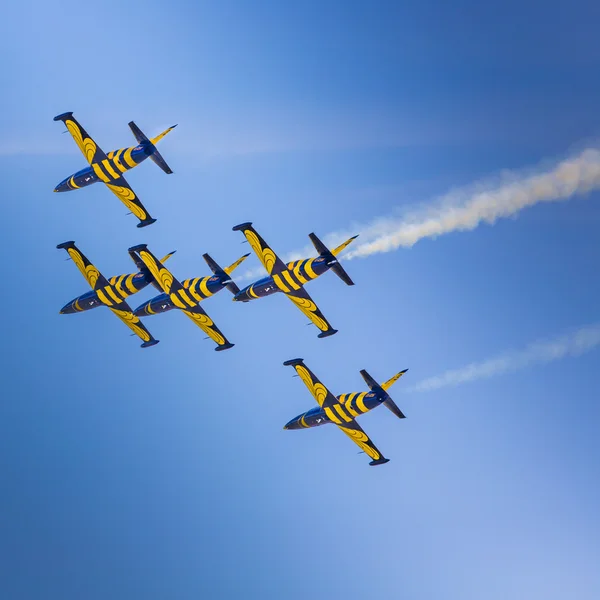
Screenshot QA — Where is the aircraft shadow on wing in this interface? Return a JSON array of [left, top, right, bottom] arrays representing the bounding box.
[[53, 112, 177, 228], [128, 244, 249, 351], [283, 359, 409, 465], [232, 222, 358, 338]]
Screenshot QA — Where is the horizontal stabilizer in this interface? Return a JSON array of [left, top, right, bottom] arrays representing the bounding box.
[[148, 148, 174, 175], [308, 232, 357, 286], [202, 253, 249, 296], [128, 121, 177, 174], [383, 398, 406, 420], [360, 368, 408, 420]]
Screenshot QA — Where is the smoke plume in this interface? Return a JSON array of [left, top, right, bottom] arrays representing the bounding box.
[[410, 323, 600, 393]]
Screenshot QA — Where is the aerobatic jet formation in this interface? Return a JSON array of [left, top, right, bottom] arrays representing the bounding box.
[[283, 358, 408, 465], [129, 244, 249, 351], [53, 112, 177, 227], [57, 241, 159, 348], [232, 222, 358, 338], [59, 248, 176, 315]]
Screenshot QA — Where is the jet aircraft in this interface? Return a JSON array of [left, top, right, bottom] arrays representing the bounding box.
[[57, 241, 159, 348], [53, 111, 177, 227], [59, 248, 176, 315], [232, 222, 358, 338], [283, 358, 408, 465], [129, 244, 249, 351]]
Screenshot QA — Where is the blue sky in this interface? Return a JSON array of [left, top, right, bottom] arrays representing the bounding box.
[[1, 1, 599, 599]]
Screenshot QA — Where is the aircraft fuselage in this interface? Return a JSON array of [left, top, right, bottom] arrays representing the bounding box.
[[233, 256, 332, 302], [54, 143, 153, 192], [133, 275, 226, 316], [59, 272, 151, 314], [284, 389, 383, 430]]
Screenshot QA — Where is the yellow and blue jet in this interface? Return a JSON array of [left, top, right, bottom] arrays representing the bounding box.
[[57, 241, 159, 348], [128, 244, 249, 351], [232, 222, 358, 338], [53, 112, 177, 227], [59, 248, 176, 315], [283, 358, 408, 465]]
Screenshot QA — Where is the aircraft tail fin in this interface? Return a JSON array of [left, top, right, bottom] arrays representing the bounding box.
[[360, 368, 409, 420], [308, 233, 358, 286], [202, 253, 249, 296], [128, 121, 177, 175]]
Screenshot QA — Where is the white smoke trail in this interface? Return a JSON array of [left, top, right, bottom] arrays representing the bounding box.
[[345, 148, 600, 259], [235, 147, 600, 282], [409, 323, 600, 393]]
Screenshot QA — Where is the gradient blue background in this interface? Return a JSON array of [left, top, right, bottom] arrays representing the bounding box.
[[1, 2, 599, 598]]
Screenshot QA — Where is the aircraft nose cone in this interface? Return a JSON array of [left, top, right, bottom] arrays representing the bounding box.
[[283, 418, 299, 430], [59, 302, 75, 314]]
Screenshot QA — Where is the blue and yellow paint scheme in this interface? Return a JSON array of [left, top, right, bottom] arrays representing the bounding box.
[[59, 249, 176, 315], [132, 252, 249, 318], [129, 244, 249, 351], [283, 358, 408, 466], [232, 222, 358, 338], [53, 112, 177, 228], [57, 241, 159, 348]]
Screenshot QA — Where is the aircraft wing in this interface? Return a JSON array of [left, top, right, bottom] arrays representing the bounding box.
[[283, 359, 339, 409], [283, 285, 337, 338], [57, 241, 158, 347], [232, 222, 288, 275], [54, 112, 109, 165], [107, 300, 159, 347], [104, 176, 155, 228], [336, 419, 389, 466], [130, 244, 234, 350], [181, 304, 234, 350]]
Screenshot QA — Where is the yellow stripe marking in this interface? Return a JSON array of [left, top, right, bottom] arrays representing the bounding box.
[[300, 415, 309, 428], [249, 286, 259, 298], [170, 293, 187, 309], [293, 263, 307, 284], [105, 286, 121, 304], [123, 147, 137, 168], [115, 275, 128, 298], [356, 392, 368, 413], [107, 151, 114, 159], [334, 404, 353, 423], [345, 399, 359, 417], [200, 277, 212, 298], [91, 163, 110, 183], [178, 289, 197, 307], [69, 176, 80, 189], [75, 299, 82, 311], [113, 149, 128, 172], [282, 270, 301, 290], [188, 279, 202, 301], [304, 260, 317, 279], [125, 274, 137, 294], [324, 407, 342, 424], [96, 289, 113, 306], [273, 274, 290, 293], [102, 159, 120, 179]]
